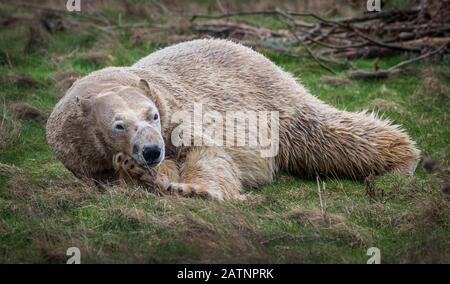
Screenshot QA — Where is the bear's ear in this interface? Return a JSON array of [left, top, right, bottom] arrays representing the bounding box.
[[76, 96, 91, 115], [138, 79, 155, 96], [138, 79, 169, 129], [138, 79, 165, 111]]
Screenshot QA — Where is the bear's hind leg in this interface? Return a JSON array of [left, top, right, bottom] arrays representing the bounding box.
[[168, 147, 244, 201]]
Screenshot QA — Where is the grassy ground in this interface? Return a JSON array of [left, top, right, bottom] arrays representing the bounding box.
[[0, 2, 449, 263]]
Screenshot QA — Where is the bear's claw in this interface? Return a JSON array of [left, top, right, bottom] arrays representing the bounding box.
[[166, 182, 210, 199], [113, 152, 148, 178], [113, 153, 210, 199]]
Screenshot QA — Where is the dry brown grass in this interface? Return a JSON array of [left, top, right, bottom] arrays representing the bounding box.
[[147, 198, 272, 263], [413, 67, 450, 104], [12, 73, 43, 88], [25, 22, 49, 54], [0, 106, 21, 149], [109, 0, 356, 18], [397, 193, 450, 263], [32, 238, 67, 263], [53, 70, 81, 92], [322, 76, 350, 87], [9, 178, 273, 263], [10, 102, 47, 123], [289, 208, 372, 247], [0, 162, 23, 177], [422, 156, 442, 173], [370, 98, 406, 114], [78, 50, 113, 66]]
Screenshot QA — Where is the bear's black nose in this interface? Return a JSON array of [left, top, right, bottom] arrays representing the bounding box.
[[142, 145, 162, 164]]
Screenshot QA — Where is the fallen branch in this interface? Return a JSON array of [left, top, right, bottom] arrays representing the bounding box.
[[192, 22, 291, 40], [189, 4, 449, 62], [190, 9, 316, 28], [348, 70, 392, 79], [283, 17, 336, 74], [349, 40, 450, 79], [348, 25, 422, 52], [335, 9, 420, 24], [242, 41, 289, 53]]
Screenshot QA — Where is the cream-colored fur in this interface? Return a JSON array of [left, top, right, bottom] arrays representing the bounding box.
[[46, 39, 420, 200]]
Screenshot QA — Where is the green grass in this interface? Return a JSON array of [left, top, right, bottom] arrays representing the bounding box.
[[0, 6, 449, 264]]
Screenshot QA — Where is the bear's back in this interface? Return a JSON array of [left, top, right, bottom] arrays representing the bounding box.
[[134, 39, 266, 70], [133, 39, 313, 114]]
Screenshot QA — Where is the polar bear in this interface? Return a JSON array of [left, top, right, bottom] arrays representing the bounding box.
[[46, 39, 420, 200]]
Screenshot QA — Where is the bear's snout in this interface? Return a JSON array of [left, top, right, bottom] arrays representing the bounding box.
[[142, 144, 162, 165], [131, 123, 165, 167]]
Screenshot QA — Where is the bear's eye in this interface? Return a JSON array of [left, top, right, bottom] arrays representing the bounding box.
[[113, 122, 127, 133], [153, 113, 159, 121]]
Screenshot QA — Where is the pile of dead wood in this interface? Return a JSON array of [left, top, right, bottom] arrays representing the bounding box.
[[190, 0, 450, 78], [6, 0, 450, 79]]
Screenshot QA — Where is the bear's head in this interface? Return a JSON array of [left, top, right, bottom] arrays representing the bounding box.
[[76, 79, 166, 168]]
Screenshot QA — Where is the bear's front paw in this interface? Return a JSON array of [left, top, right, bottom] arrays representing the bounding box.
[[166, 182, 210, 199], [113, 152, 147, 178]]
